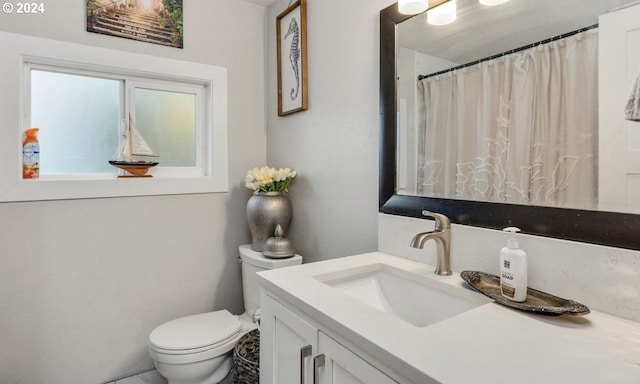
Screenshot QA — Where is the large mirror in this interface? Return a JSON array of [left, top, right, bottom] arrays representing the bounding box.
[[380, 0, 640, 250]]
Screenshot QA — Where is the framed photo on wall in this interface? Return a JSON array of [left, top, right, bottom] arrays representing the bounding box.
[[86, 0, 184, 49], [277, 0, 308, 116]]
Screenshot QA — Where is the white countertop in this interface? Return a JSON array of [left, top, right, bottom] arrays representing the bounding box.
[[257, 252, 640, 384]]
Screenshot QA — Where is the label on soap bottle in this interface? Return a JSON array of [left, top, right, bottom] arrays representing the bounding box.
[[501, 281, 515, 298]]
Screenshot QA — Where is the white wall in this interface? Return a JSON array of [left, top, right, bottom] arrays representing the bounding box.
[[0, 1, 267, 383], [265, 0, 395, 262]]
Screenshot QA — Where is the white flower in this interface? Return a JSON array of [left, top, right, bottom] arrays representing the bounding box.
[[244, 166, 297, 193]]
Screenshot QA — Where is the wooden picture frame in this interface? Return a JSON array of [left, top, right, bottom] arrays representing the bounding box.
[[276, 0, 308, 116]]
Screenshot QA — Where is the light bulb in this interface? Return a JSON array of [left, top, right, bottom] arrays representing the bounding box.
[[479, 0, 510, 6], [427, 1, 457, 26], [398, 0, 428, 15]]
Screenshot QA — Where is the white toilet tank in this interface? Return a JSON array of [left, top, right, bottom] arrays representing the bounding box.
[[239, 244, 302, 318]]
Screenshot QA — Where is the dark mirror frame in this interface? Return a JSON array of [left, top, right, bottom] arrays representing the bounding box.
[[379, 3, 640, 251]]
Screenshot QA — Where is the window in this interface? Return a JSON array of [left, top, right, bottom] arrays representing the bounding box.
[[0, 31, 228, 201], [134, 86, 198, 168], [29, 70, 203, 175], [30, 69, 121, 175]]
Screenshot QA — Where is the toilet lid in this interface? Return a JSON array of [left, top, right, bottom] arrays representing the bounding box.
[[149, 310, 241, 351]]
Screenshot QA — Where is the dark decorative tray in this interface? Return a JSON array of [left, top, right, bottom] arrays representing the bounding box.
[[460, 271, 590, 316]]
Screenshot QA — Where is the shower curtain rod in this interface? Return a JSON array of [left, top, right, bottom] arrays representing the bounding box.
[[417, 23, 598, 81]]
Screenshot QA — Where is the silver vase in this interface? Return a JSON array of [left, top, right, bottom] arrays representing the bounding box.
[[246, 192, 292, 252]]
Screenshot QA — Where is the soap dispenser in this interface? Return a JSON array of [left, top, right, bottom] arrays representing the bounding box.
[[500, 227, 528, 302]]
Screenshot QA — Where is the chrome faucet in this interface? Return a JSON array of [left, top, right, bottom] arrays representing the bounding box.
[[411, 210, 452, 276]]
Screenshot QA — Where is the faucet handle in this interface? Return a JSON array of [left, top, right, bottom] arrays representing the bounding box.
[[421, 210, 451, 230]]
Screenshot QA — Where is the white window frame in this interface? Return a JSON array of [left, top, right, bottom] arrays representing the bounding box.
[[0, 31, 228, 202]]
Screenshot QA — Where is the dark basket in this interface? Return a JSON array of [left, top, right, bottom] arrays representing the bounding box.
[[232, 329, 260, 384]]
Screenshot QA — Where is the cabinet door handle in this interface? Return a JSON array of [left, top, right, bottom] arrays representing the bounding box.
[[313, 354, 326, 384], [300, 345, 312, 384]]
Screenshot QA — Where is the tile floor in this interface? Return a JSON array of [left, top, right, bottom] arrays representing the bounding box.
[[105, 369, 234, 384], [105, 370, 166, 384]]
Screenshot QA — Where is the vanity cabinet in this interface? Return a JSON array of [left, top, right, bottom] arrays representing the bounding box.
[[260, 295, 317, 384], [260, 293, 398, 384], [317, 332, 398, 384]]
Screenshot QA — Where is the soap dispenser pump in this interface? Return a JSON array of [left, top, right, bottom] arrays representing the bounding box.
[[500, 227, 528, 302]]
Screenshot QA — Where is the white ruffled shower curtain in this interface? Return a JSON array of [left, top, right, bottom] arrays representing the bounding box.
[[417, 29, 598, 209]]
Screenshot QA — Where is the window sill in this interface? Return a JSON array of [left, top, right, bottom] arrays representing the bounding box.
[[1, 173, 228, 202]]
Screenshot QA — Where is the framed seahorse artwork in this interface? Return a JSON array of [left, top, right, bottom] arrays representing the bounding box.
[[276, 0, 308, 116]]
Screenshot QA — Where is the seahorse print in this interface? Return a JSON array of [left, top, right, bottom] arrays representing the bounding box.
[[284, 17, 300, 101]]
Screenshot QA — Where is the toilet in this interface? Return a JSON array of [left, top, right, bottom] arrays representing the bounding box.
[[148, 245, 302, 384]]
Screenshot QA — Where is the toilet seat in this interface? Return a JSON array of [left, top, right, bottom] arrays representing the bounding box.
[[149, 310, 242, 355], [149, 310, 243, 365], [150, 331, 240, 355], [149, 333, 241, 365]]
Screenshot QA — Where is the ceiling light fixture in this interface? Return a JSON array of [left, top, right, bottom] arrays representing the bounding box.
[[398, 0, 428, 15], [427, 1, 457, 26], [479, 0, 510, 6]]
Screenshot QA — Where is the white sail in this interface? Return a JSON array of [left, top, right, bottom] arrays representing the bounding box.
[[118, 116, 158, 161], [129, 119, 158, 157]]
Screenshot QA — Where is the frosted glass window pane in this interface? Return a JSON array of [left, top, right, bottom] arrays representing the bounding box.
[[30, 70, 120, 174], [135, 88, 196, 167]]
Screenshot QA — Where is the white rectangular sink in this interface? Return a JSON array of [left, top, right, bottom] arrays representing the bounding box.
[[314, 263, 489, 327]]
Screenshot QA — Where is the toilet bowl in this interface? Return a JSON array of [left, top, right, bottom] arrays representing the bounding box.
[[149, 310, 244, 384], [148, 245, 302, 384]]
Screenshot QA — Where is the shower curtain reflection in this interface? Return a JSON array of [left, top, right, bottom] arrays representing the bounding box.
[[416, 29, 598, 209]]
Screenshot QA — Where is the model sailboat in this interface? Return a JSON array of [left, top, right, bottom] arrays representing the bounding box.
[[109, 115, 159, 177]]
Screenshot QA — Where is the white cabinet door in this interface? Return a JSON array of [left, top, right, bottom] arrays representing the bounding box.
[[260, 294, 318, 384], [316, 332, 398, 384]]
